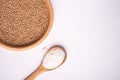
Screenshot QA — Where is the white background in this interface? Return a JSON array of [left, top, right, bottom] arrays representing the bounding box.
[[0, 0, 120, 80]]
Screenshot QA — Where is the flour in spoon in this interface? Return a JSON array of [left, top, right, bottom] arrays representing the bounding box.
[[43, 48, 65, 69]]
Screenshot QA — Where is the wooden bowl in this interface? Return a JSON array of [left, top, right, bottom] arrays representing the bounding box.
[[0, 0, 53, 50]]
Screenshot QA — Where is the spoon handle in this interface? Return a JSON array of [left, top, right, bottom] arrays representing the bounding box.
[[25, 66, 46, 80]]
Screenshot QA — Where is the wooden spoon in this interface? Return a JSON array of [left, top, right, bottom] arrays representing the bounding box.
[[26, 46, 67, 80]]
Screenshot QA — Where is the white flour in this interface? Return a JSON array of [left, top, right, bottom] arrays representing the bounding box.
[[43, 48, 65, 69]]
